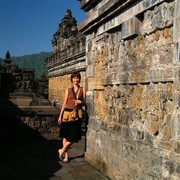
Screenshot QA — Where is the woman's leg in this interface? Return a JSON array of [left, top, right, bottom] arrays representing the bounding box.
[[63, 138, 69, 159], [59, 138, 72, 156], [62, 138, 72, 153]]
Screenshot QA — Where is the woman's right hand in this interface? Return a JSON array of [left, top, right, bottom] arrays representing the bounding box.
[[58, 116, 62, 125]]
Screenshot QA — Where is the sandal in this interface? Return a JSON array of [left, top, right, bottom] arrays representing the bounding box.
[[63, 157, 68, 163], [58, 149, 63, 161]]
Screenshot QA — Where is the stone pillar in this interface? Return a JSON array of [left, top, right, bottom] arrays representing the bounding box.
[[172, 0, 180, 140]]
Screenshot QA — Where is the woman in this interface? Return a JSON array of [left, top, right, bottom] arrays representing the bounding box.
[[58, 71, 86, 163]]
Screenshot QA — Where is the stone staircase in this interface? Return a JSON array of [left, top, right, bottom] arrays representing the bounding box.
[[0, 96, 59, 115], [0, 95, 60, 140]]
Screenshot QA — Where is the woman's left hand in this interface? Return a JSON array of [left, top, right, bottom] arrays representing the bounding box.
[[74, 100, 82, 105]]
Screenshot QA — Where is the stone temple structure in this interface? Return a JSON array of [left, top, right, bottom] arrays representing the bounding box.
[[0, 51, 36, 97], [45, 9, 86, 107], [0, 51, 59, 139], [45, 1, 180, 179]]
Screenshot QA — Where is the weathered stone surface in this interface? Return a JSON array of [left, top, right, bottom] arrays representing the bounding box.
[[79, 0, 180, 179]]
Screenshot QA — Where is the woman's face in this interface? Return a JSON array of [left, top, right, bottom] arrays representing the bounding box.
[[72, 76, 80, 85]]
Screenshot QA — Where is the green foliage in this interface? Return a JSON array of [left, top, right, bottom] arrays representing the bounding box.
[[4, 51, 52, 77], [37, 72, 48, 80]]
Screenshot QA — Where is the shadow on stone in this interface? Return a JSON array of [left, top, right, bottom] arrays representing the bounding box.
[[0, 99, 62, 180], [68, 154, 85, 162]]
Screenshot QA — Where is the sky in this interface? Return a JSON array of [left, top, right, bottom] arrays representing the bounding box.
[[0, 0, 86, 58]]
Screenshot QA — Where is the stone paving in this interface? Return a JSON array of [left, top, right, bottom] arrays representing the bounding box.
[[0, 113, 108, 180]]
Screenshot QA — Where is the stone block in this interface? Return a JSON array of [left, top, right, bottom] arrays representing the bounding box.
[[86, 64, 94, 77], [173, 0, 180, 43], [174, 42, 180, 63], [122, 17, 141, 40], [87, 77, 94, 91]]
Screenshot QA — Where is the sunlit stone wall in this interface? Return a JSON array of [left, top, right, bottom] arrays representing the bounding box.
[[80, 0, 180, 179]]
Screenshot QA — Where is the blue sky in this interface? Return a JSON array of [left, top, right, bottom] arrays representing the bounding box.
[[0, 0, 86, 58]]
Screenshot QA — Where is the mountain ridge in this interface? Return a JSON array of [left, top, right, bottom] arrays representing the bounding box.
[[0, 51, 52, 77]]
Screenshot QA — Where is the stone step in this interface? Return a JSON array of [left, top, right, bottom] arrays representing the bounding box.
[[0, 97, 59, 115], [0, 97, 52, 106], [0, 106, 59, 115]]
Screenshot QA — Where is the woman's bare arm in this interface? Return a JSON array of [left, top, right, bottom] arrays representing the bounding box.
[[58, 89, 68, 124]]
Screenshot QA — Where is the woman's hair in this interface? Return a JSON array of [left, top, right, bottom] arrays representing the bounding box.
[[70, 71, 81, 82]]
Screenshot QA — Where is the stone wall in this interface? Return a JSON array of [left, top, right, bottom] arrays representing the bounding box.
[[79, 0, 180, 179], [19, 113, 59, 140]]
